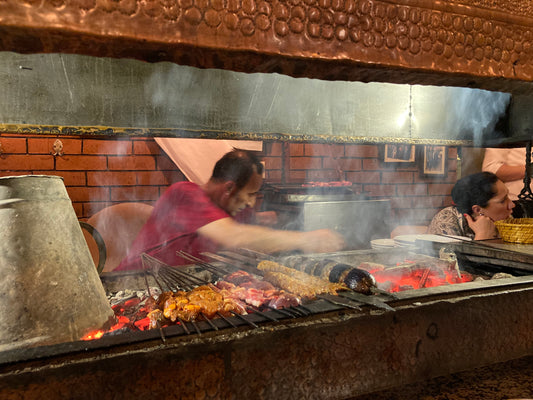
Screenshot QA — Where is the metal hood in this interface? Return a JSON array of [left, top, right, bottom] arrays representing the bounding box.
[[0, 0, 531, 145]]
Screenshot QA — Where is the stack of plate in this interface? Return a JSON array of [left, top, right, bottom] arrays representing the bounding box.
[[393, 234, 465, 248], [370, 238, 397, 249]]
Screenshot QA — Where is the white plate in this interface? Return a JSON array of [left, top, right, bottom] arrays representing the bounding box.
[[370, 238, 397, 249]]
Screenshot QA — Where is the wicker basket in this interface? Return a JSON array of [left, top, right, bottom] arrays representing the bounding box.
[[495, 218, 533, 244]]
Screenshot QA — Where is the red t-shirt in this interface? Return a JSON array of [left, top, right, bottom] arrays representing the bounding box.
[[115, 182, 230, 271]]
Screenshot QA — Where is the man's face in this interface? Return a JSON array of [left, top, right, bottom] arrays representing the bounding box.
[[224, 172, 263, 216]]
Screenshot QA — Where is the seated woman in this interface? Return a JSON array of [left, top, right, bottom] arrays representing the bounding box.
[[427, 172, 515, 240]]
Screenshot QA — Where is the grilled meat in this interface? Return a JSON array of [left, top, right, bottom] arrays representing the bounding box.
[[257, 260, 346, 298], [216, 270, 300, 309], [147, 285, 248, 327], [278, 256, 379, 295]]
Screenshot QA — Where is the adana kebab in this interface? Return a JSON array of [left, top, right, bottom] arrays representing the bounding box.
[[278, 255, 378, 295], [257, 260, 347, 299]]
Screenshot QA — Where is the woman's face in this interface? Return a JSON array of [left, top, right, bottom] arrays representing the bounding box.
[[478, 180, 515, 221]]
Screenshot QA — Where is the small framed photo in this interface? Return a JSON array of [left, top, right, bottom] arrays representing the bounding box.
[[420, 145, 447, 177], [383, 144, 416, 163]]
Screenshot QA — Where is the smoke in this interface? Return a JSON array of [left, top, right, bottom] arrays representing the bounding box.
[[412, 86, 511, 144]]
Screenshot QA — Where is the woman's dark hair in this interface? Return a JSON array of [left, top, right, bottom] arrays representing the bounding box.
[[452, 171, 499, 215], [211, 148, 263, 190]]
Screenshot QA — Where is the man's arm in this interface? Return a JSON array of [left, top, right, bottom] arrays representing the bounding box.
[[494, 164, 526, 182], [197, 217, 345, 254], [483, 148, 525, 182]]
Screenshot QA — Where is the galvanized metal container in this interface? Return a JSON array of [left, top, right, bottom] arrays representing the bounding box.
[[0, 175, 114, 351]]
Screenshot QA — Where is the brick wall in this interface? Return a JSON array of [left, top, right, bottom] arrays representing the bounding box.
[[0, 135, 457, 227]]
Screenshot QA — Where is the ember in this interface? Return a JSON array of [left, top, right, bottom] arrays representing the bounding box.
[[363, 259, 474, 293], [82, 289, 156, 340]]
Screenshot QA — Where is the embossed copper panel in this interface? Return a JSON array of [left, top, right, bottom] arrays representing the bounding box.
[[0, 0, 532, 93]]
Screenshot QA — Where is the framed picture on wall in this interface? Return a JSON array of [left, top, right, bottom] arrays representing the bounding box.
[[383, 144, 416, 163], [420, 145, 447, 177]]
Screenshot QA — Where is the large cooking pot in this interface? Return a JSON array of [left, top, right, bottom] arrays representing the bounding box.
[[0, 175, 114, 351]]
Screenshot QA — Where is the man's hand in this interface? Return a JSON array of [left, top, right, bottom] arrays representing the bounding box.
[[299, 229, 345, 253]]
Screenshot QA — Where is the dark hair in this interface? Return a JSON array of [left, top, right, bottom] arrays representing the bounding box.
[[452, 172, 499, 215], [211, 148, 263, 190]]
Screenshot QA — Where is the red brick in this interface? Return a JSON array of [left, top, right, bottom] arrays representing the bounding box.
[[289, 143, 304, 156], [382, 171, 413, 184], [110, 186, 160, 202], [158, 170, 186, 184], [362, 158, 380, 170], [304, 144, 344, 157], [83, 139, 132, 155], [108, 156, 156, 171], [307, 169, 343, 181], [363, 184, 396, 197], [0, 154, 54, 170], [414, 196, 447, 208], [54, 138, 82, 154], [56, 155, 108, 170], [26, 137, 81, 155], [265, 142, 283, 156], [83, 202, 113, 218], [264, 156, 283, 170], [155, 155, 177, 170], [266, 170, 282, 182], [71, 202, 84, 218], [83, 139, 133, 156], [27, 138, 50, 154], [345, 144, 379, 158], [447, 147, 458, 159], [42, 171, 86, 186], [396, 184, 428, 196], [325, 158, 361, 171], [290, 157, 323, 170], [87, 171, 137, 186], [133, 140, 162, 155], [390, 197, 414, 208], [66, 186, 110, 202], [346, 171, 380, 184], [287, 170, 306, 182], [350, 183, 363, 193], [428, 183, 454, 196], [0, 137, 26, 153], [0, 171, 32, 177], [136, 171, 173, 186], [447, 159, 457, 173]]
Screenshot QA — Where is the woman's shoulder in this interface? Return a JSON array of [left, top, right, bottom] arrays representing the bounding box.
[[434, 206, 461, 218], [428, 206, 465, 236]]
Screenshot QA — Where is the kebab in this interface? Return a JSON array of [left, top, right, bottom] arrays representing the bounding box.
[[147, 284, 248, 328], [278, 255, 378, 295], [257, 260, 347, 299], [215, 270, 301, 309]]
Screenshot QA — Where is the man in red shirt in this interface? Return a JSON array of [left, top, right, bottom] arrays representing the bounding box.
[[116, 149, 345, 270]]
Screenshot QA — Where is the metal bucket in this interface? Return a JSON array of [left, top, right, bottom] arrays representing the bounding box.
[[0, 175, 114, 351]]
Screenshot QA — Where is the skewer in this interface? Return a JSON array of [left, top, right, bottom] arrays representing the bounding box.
[[177, 251, 233, 276], [230, 311, 259, 328], [216, 312, 239, 328], [201, 314, 219, 331]]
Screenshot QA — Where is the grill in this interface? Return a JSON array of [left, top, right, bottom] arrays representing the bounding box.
[[0, 243, 532, 398]]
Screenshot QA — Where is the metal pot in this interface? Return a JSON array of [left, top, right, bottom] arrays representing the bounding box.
[[0, 175, 114, 351]]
